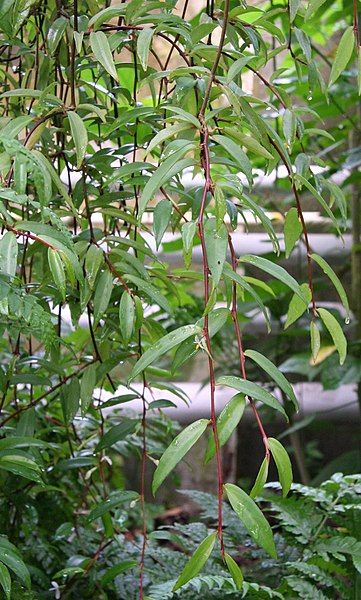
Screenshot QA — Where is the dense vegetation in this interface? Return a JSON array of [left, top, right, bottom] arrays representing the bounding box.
[[0, 0, 360, 597]]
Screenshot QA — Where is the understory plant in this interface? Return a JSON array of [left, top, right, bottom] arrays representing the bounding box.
[[0, 0, 360, 597]]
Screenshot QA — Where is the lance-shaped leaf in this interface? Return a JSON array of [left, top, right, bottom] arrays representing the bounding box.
[[224, 553, 243, 590], [0, 563, 11, 600], [212, 134, 253, 185], [0, 540, 30, 589], [85, 244, 103, 289], [284, 207, 302, 258], [48, 248, 66, 300], [250, 457, 269, 498], [223, 263, 271, 332], [93, 270, 113, 326], [0, 232, 18, 277], [124, 274, 172, 314], [310, 320, 321, 363], [268, 437, 293, 497], [204, 393, 246, 464], [181, 220, 197, 269], [285, 283, 312, 329], [48, 16, 68, 54], [173, 532, 217, 592], [217, 376, 287, 419], [329, 26, 354, 87], [204, 219, 228, 287], [154, 199, 172, 250], [239, 255, 308, 304], [90, 31, 119, 81], [80, 363, 97, 416], [295, 175, 342, 236], [68, 111, 88, 169], [318, 308, 347, 365], [88, 491, 139, 522], [119, 291, 135, 345], [129, 323, 200, 381], [224, 483, 277, 558], [244, 349, 298, 410], [311, 253, 349, 321], [152, 419, 209, 494], [137, 27, 154, 70], [0, 455, 43, 484]]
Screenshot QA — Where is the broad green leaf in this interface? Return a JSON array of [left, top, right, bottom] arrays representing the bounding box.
[[181, 221, 197, 269], [129, 323, 199, 381], [146, 122, 190, 156], [97, 419, 138, 450], [85, 244, 103, 289], [164, 105, 201, 128], [68, 111, 88, 169], [90, 31, 119, 81], [137, 27, 154, 70], [0, 563, 11, 600], [172, 532, 217, 592], [154, 199, 172, 249], [80, 363, 97, 416], [48, 16, 68, 54], [48, 248, 66, 301], [224, 553, 243, 590], [61, 379, 80, 424], [88, 491, 139, 521], [284, 283, 312, 329], [204, 219, 228, 287], [311, 253, 349, 321], [124, 274, 172, 315], [250, 457, 269, 498], [214, 185, 227, 230], [212, 134, 253, 185], [217, 376, 287, 419], [138, 151, 194, 218], [239, 255, 308, 304], [310, 320, 321, 363], [226, 56, 253, 83], [318, 308, 347, 365], [223, 128, 273, 160], [244, 349, 298, 409], [119, 291, 135, 345], [224, 483, 277, 558], [284, 207, 302, 258], [0, 547, 30, 588], [328, 26, 354, 87], [0, 454, 42, 484], [204, 393, 246, 464], [268, 437, 293, 497], [93, 270, 113, 326], [289, 0, 302, 22], [0, 232, 18, 277], [305, 0, 327, 20], [283, 109, 297, 148], [152, 419, 209, 494], [101, 561, 138, 585], [1, 116, 33, 139]]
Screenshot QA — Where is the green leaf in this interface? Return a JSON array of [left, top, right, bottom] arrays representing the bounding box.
[[244, 349, 298, 409], [85, 244, 104, 289], [48, 248, 66, 301], [318, 308, 347, 365], [283, 109, 297, 149], [124, 274, 172, 315], [93, 270, 113, 326], [90, 31, 119, 81], [0, 563, 11, 600], [226, 56, 253, 83], [284, 283, 312, 329], [268, 437, 293, 497], [224, 553, 243, 590], [284, 207, 302, 258], [88, 491, 139, 521], [146, 122, 190, 156], [223, 128, 273, 160], [294, 175, 342, 236], [97, 419, 138, 450], [204, 219, 228, 287], [289, 0, 302, 22], [68, 111, 88, 169], [154, 199, 172, 249], [152, 419, 209, 494], [223, 263, 271, 332], [0, 232, 18, 278], [61, 379, 80, 424], [311, 254, 349, 321], [119, 291, 135, 345], [0, 454, 42, 483], [224, 483, 277, 558], [138, 151, 194, 218], [101, 561, 137, 585], [204, 393, 246, 464], [310, 320, 320, 363], [217, 376, 288, 419], [129, 323, 199, 381], [181, 221, 197, 269], [212, 134, 253, 185], [328, 26, 354, 87], [0, 547, 30, 589], [250, 457, 269, 498], [80, 363, 97, 416], [239, 255, 308, 304], [172, 532, 217, 592], [305, 0, 327, 20], [137, 27, 154, 70], [48, 16, 68, 54]]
